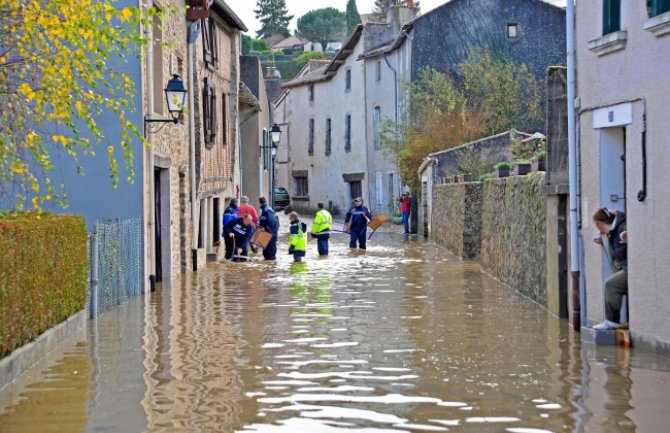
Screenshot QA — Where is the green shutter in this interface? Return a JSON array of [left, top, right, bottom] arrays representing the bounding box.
[[651, 0, 670, 16], [603, 0, 621, 35], [262, 130, 268, 171]]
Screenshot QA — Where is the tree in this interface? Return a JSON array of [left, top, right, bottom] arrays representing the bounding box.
[[254, 0, 292, 40], [242, 34, 268, 55], [293, 51, 329, 70], [0, 0, 155, 210], [346, 0, 362, 35], [296, 8, 346, 52]]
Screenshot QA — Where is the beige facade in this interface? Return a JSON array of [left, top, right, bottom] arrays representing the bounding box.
[[240, 56, 272, 207], [576, 1, 670, 353]]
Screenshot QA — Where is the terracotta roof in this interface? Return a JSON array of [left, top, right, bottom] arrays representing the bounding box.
[[281, 60, 331, 88]]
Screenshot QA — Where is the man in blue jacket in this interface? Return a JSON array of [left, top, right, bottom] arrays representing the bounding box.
[[259, 196, 279, 260], [345, 197, 373, 250], [223, 213, 253, 261]]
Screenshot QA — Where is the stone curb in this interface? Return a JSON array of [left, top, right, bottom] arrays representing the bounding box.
[[0, 310, 87, 391]]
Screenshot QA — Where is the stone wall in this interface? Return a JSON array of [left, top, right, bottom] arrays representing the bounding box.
[[431, 183, 482, 258], [481, 173, 547, 305]]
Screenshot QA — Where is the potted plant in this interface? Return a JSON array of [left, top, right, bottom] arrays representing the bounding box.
[[462, 173, 474, 182], [514, 159, 532, 176], [532, 150, 546, 172], [495, 162, 511, 178]]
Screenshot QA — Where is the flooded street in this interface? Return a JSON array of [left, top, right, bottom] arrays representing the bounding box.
[[1, 225, 670, 433]]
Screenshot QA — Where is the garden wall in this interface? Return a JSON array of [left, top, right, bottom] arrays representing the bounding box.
[[0, 213, 88, 359], [431, 183, 483, 258], [481, 173, 547, 305]]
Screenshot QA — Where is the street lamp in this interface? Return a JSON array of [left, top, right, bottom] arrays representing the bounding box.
[[268, 124, 281, 208], [145, 74, 188, 125]]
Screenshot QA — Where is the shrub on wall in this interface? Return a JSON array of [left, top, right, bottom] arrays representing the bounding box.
[[0, 212, 88, 359]]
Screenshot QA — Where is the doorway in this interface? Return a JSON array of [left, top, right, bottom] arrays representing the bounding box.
[[154, 167, 171, 283]]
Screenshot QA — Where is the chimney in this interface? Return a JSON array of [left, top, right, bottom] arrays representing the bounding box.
[[407, 0, 415, 7]]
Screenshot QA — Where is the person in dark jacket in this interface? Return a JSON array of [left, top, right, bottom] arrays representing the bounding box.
[[259, 196, 279, 260], [223, 213, 253, 261], [223, 198, 239, 226], [345, 197, 373, 250], [592, 207, 628, 330]]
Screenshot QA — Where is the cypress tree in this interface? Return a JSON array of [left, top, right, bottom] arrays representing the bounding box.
[[254, 0, 293, 39], [346, 0, 362, 35]]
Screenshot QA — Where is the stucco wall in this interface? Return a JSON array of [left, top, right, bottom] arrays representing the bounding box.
[[481, 174, 547, 305], [431, 183, 483, 259], [576, 1, 670, 351], [411, 0, 566, 81]]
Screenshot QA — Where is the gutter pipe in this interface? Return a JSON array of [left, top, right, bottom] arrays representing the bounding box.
[[566, 0, 582, 331]]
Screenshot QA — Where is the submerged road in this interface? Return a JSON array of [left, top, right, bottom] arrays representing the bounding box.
[[1, 222, 670, 433]]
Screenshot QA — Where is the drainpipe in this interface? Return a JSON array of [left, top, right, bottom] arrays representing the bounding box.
[[383, 52, 399, 126], [145, 0, 156, 292], [187, 21, 198, 269], [566, 0, 582, 331]]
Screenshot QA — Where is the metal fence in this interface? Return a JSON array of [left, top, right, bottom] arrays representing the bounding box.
[[88, 218, 144, 318]]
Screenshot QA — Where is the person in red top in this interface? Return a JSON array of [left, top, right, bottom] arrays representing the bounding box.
[[398, 192, 412, 234], [238, 196, 259, 227]]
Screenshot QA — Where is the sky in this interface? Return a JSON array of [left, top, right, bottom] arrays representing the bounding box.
[[233, 0, 567, 37]]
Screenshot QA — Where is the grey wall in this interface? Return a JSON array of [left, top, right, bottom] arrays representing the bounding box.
[[411, 0, 566, 81]]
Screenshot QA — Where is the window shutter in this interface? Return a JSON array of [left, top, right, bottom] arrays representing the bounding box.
[[211, 19, 219, 67], [202, 18, 211, 65], [222, 93, 227, 145], [203, 78, 211, 145], [210, 85, 217, 144], [603, 0, 621, 35]]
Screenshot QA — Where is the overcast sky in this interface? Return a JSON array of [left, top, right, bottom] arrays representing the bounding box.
[[233, 0, 567, 37]]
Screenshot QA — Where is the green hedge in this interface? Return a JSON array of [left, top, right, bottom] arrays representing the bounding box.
[[0, 213, 88, 358]]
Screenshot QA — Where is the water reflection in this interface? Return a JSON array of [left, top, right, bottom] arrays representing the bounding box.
[[1, 225, 670, 433]]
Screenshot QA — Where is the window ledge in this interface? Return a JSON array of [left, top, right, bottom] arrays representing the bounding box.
[[644, 11, 670, 37], [292, 196, 309, 201], [588, 31, 627, 56]]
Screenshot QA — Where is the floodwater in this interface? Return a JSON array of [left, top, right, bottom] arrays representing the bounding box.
[[2, 223, 670, 433]]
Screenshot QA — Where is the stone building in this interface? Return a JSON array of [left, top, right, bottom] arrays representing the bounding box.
[[190, 1, 246, 269], [575, 1, 670, 354], [410, 0, 566, 82]]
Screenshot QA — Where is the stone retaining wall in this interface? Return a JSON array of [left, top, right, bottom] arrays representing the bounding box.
[[481, 173, 547, 304], [431, 183, 483, 258], [430, 174, 547, 305]]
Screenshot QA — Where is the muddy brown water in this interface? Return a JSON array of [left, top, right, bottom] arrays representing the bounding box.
[[1, 226, 670, 433]]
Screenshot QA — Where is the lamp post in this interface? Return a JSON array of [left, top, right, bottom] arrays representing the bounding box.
[[145, 74, 188, 127], [269, 124, 281, 208]]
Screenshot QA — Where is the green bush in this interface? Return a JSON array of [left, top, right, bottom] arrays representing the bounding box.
[[495, 161, 511, 170], [534, 149, 546, 161], [479, 172, 495, 181], [0, 212, 88, 359]]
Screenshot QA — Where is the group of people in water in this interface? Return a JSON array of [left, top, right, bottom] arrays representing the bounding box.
[[221, 196, 374, 263]]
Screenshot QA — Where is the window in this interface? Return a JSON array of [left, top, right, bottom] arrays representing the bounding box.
[[376, 172, 383, 205], [345, 69, 351, 91], [203, 78, 217, 148], [325, 118, 332, 156], [202, 17, 218, 68], [373, 107, 382, 150], [648, 0, 670, 17], [344, 114, 352, 152], [349, 181, 362, 201], [221, 93, 227, 145], [308, 118, 314, 155], [309, 85, 314, 102], [261, 128, 270, 171], [376, 60, 382, 82], [506, 23, 519, 38], [388, 172, 395, 201], [294, 176, 308, 197], [602, 0, 621, 35]]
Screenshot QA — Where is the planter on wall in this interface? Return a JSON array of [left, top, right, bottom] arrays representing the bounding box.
[[462, 174, 474, 182], [532, 159, 546, 172], [514, 163, 531, 176], [495, 167, 510, 178]]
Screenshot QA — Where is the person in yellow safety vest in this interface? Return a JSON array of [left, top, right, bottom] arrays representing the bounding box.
[[288, 211, 307, 262], [311, 202, 333, 256]]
